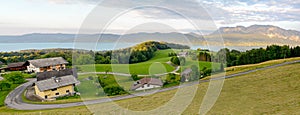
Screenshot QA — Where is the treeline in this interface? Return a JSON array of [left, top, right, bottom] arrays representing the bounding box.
[[214, 45, 300, 67], [0, 49, 74, 66], [66, 41, 190, 65], [0, 41, 190, 65]]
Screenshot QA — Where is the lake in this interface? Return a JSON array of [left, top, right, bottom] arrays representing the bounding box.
[[0, 42, 260, 52]]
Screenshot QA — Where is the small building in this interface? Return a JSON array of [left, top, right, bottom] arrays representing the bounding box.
[[5, 62, 28, 71], [34, 69, 79, 100], [181, 68, 192, 82], [178, 52, 188, 57], [131, 78, 163, 91], [27, 57, 68, 73]]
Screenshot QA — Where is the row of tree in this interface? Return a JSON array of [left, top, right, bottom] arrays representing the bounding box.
[[214, 45, 300, 67], [0, 41, 190, 66]]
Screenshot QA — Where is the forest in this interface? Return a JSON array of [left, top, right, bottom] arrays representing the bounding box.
[[214, 45, 300, 67]]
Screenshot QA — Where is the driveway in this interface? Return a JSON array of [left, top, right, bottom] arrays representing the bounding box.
[[5, 60, 300, 110]]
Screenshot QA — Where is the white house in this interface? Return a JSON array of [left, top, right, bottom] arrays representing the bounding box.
[[131, 78, 163, 91], [27, 57, 68, 73]]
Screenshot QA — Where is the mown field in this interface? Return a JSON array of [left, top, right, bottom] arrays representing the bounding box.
[[1, 60, 299, 114], [78, 49, 176, 75], [78, 49, 219, 75]]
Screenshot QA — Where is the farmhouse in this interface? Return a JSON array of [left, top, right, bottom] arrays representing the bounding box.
[[178, 52, 188, 57], [34, 69, 79, 100], [181, 68, 192, 82], [27, 57, 68, 73], [5, 62, 28, 71], [131, 78, 163, 91]]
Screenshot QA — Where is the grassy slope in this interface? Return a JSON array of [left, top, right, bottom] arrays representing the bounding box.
[[78, 49, 220, 74], [78, 49, 175, 75], [0, 84, 20, 106], [225, 57, 300, 75], [1, 61, 299, 114]]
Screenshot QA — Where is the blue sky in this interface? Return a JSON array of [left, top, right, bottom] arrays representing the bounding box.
[[0, 0, 299, 35]]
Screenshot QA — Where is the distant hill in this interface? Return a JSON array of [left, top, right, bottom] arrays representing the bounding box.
[[208, 25, 300, 46], [0, 32, 204, 45], [1, 25, 300, 47]]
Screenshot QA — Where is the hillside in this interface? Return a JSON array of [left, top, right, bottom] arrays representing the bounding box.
[[1, 25, 300, 47], [1, 60, 299, 114]]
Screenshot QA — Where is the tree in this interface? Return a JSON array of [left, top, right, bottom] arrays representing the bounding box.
[[74, 54, 94, 65], [170, 56, 180, 65], [0, 81, 11, 91], [103, 85, 127, 96], [4, 72, 26, 84], [190, 65, 200, 81], [220, 63, 225, 72], [131, 74, 139, 81], [179, 57, 186, 66]]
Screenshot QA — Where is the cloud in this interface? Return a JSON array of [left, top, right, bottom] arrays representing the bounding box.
[[43, 0, 300, 23]]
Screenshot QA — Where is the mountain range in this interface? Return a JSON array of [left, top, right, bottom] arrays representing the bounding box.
[[1, 25, 299, 47]]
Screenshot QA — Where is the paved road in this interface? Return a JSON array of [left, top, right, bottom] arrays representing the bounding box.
[[5, 60, 300, 110]]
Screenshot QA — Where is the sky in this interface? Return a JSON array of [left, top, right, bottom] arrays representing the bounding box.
[[0, 0, 300, 35]]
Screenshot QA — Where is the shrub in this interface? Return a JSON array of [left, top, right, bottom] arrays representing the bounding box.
[[4, 72, 26, 84], [103, 85, 127, 96]]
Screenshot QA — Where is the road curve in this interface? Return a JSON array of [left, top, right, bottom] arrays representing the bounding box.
[[5, 60, 300, 110]]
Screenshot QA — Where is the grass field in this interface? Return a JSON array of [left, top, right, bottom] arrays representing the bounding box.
[[78, 49, 177, 75], [225, 57, 300, 75], [0, 84, 20, 106], [78, 49, 220, 75], [1, 60, 299, 114]]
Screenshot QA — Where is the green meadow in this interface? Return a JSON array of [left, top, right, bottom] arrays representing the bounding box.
[[1, 60, 299, 114]]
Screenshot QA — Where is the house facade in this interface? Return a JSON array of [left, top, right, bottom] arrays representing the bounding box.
[[27, 57, 68, 73], [34, 69, 79, 100], [34, 82, 75, 99], [5, 62, 28, 71], [131, 78, 163, 91]]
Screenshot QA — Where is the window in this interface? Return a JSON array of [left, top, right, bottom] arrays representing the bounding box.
[[45, 95, 48, 99], [66, 90, 70, 93], [55, 93, 59, 95], [147, 84, 150, 87], [51, 88, 57, 91], [141, 85, 144, 88]]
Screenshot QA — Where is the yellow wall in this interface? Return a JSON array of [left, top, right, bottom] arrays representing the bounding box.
[[35, 84, 74, 99]]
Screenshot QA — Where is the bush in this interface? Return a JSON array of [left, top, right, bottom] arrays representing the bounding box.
[[131, 74, 139, 81], [0, 81, 11, 91], [3, 72, 26, 84], [103, 85, 127, 96], [170, 56, 180, 65]]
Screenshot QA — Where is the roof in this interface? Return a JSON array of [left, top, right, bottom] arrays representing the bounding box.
[[37, 68, 77, 81], [181, 68, 192, 76], [35, 75, 79, 91], [131, 78, 163, 90], [7, 62, 26, 68], [178, 52, 188, 56], [28, 57, 68, 68]]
